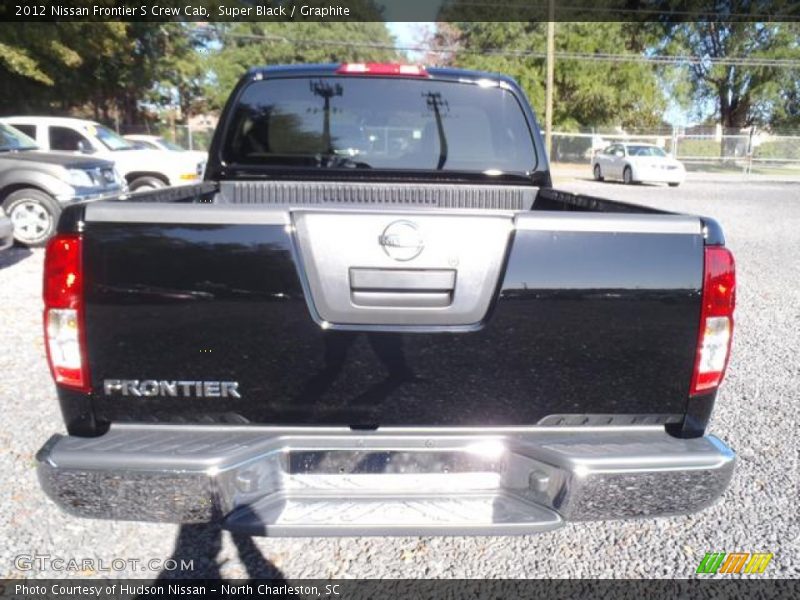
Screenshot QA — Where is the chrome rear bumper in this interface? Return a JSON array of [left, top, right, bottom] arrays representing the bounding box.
[[37, 425, 734, 536]]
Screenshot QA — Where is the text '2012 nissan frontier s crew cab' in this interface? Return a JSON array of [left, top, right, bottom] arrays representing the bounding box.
[[37, 63, 736, 536]]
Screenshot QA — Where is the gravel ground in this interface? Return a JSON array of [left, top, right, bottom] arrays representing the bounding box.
[[1, 178, 798, 579]]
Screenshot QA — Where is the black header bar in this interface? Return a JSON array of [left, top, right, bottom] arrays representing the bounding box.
[[2, 0, 800, 22]]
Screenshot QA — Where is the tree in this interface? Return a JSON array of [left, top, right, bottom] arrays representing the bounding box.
[[0, 22, 214, 128], [425, 22, 667, 130], [0, 19, 398, 129], [771, 78, 800, 128], [204, 22, 399, 110], [659, 22, 800, 131], [0, 23, 179, 124], [0, 23, 130, 115], [150, 23, 214, 123]]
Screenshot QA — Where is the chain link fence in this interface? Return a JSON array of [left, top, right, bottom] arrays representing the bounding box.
[[551, 128, 800, 176], [118, 122, 800, 177]]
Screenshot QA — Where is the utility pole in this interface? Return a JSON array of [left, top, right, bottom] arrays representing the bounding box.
[[310, 80, 343, 155], [545, 0, 555, 159]]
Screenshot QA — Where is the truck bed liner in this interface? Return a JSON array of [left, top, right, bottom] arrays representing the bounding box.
[[120, 179, 675, 218], [216, 180, 537, 210]]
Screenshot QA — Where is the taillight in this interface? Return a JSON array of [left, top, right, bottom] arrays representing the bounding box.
[[690, 246, 736, 395], [43, 234, 90, 392], [336, 63, 429, 77]]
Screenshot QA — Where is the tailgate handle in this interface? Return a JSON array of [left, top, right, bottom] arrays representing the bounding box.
[[349, 268, 455, 308]]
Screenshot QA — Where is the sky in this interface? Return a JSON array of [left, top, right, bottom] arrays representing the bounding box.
[[386, 22, 435, 60]]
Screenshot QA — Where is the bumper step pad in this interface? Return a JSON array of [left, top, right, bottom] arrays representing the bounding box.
[[225, 493, 562, 537]]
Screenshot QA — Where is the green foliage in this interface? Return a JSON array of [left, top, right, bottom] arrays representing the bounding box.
[[0, 20, 398, 125], [676, 138, 722, 158], [428, 22, 667, 129], [657, 22, 800, 129], [0, 40, 54, 85], [0, 23, 90, 88], [555, 23, 666, 129], [755, 139, 800, 160], [769, 77, 800, 129], [204, 22, 398, 110], [152, 23, 214, 118], [0, 22, 176, 123]]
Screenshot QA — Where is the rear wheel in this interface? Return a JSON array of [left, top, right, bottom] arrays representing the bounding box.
[[623, 166, 634, 185], [3, 188, 61, 247], [129, 176, 167, 193], [593, 164, 604, 181]]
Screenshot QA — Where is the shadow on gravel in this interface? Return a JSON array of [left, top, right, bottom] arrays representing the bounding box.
[[0, 247, 33, 269], [153, 523, 286, 583]]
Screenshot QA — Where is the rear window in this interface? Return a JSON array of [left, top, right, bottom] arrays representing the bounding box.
[[223, 76, 537, 174]]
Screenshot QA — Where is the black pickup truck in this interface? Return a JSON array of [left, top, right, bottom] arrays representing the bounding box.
[[37, 63, 736, 536]]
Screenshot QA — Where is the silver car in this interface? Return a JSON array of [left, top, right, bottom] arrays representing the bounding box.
[[592, 142, 686, 187], [0, 122, 125, 246]]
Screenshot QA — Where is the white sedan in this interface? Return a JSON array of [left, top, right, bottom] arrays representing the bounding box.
[[592, 143, 685, 187]]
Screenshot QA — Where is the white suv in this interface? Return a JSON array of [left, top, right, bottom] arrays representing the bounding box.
[[1, 117, 203, 192]]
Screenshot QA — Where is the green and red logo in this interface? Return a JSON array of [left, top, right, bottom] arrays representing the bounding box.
[[696, 552, 773, 574]]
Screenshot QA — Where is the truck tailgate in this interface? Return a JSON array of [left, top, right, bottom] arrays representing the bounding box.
[[80, 199, 703, 428]]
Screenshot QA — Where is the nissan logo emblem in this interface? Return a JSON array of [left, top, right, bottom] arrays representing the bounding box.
[[378, 220, 424, 261]]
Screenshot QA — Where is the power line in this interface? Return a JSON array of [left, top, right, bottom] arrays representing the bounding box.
[[217, 31, 800, 69]]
